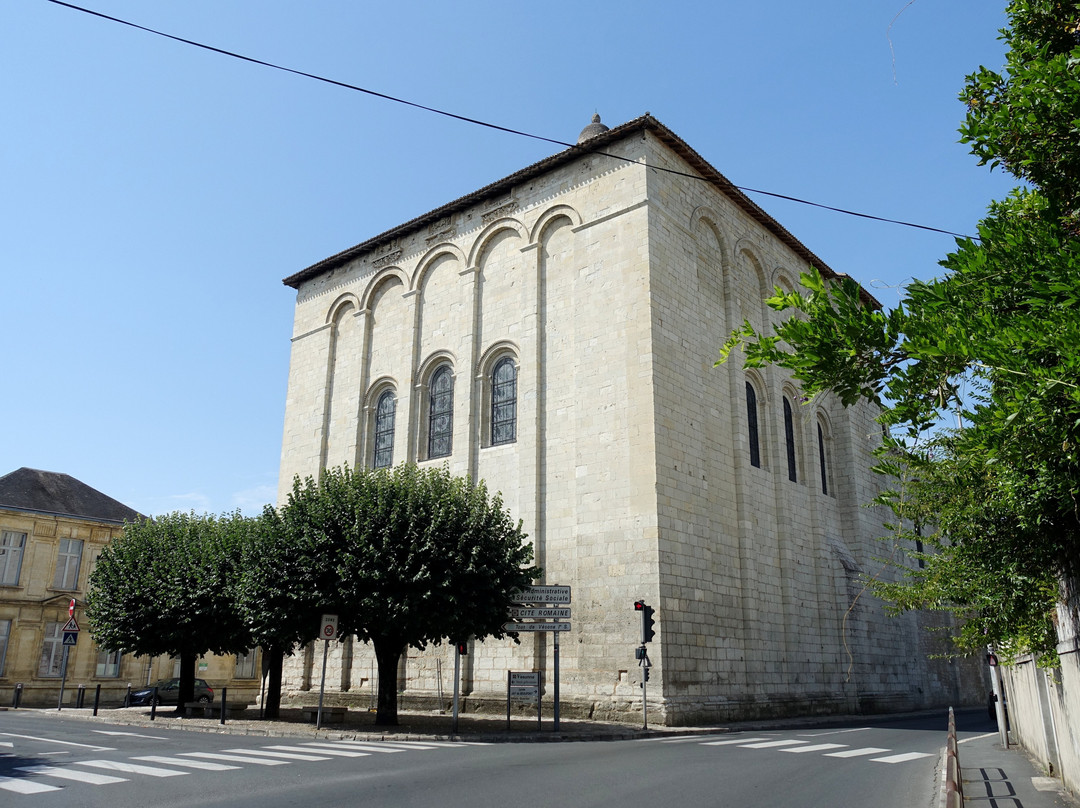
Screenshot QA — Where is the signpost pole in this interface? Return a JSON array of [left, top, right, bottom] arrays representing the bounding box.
[[452, 645, 461, 733], [317, 639, 329, 730], [553, 630, 560, 731], [57, 645, 70, 711]]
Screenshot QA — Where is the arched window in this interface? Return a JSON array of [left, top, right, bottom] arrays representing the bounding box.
[[783, 397, 797, 482], [428, 366, 454, 458], [745, 381, 761, 468], [373, 391, 396, 469], [491, 357, 517, 445], [817, 422, 830, 495]]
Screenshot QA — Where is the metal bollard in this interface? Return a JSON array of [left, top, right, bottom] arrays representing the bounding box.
[[220, 687, 227, 725], [76, 684, 86, 709], [12, 683, 23, 709], [124, 683, 132, 707], [150, 687, 158, 720], [93, 684, 101, 716]]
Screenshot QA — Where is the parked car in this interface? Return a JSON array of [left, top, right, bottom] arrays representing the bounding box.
[[128, 678, 214, 706]]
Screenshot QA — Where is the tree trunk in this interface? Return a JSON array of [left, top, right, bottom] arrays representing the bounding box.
[[176, 651, 197, 714], [372, 638, 402, 726], [263, 647, 284, 719]]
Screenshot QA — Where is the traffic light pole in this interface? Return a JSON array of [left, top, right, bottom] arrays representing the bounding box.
[[638, 645, 651, 730]]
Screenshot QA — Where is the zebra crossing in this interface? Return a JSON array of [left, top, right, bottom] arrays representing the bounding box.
[[657, 733, 936, 765], [0, 739, 486, 797]]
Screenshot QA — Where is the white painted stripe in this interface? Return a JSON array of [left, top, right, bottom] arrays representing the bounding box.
[[871, 752, 935, 764], [93, 731, 168, 741], [702, 737, 771, 746], [739, 740, 808, 749], [798, 727, 872, 737], [824, 747, 892, 758], [782, 743, 848, 753], [0, 776, 62, 794], [0, 733, 115, 751], [76, 759, 188, 778], [182, 752, 286, 766], [264, 745, 369, 758], [134, 755, 239, 771], [660, 736, 722, 744], [390, 741, 468, 748], [16, 765, 127, 785], [315, 742, 404, 754], [371, 742, 442, 750], [224, 748, 330, 761]]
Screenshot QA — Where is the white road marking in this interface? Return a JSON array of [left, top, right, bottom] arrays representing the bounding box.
[[371, 741, 444, 750], [134, 755, 239, 771], [182, 752, 287, 766], [740, 740, 809, 749], [0, 733, 114, 751], [824, 747, 892, 758], [16, 765, 127, 785], [224, 748, 330, 761], [0, 776, 62, 794], [313, 742, 404, 753], [798, 727, 872, 737], [702, 737, 771, 746], [782, 743, 848, 753], [263, 744, 369, 758], [76, 759, 188, 777], [93, 730, 169, 741], [871, 752, 935, 764]]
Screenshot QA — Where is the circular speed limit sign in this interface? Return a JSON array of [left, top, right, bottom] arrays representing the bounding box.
[[320, 614, 339, 640]]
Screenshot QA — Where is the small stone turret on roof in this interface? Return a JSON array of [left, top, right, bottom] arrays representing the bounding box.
[[577, 113, 610, 144]]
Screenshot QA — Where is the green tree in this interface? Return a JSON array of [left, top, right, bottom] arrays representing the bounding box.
[[235, 506, 342, 719], [279, 463, 539, 725], [86, 511, 252, 710], [719, 0, 1080, 663]]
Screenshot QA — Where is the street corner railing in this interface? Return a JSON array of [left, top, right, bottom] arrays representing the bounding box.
[[945, 707, 964, 808]]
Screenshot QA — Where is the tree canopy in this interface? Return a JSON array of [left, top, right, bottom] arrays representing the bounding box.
[[277, 463, 540, 724], [719, 0, 1080, 664], [86, 511, 252, 708]]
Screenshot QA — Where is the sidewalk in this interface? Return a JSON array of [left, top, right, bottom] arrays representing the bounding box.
[[956, 729, 1078, 808]]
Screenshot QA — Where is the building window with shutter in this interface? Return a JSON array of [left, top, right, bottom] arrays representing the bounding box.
[[0, 531, 26, 586]]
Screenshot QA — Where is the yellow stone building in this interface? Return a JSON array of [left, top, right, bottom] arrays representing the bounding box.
[[0, 468, 261, 708]]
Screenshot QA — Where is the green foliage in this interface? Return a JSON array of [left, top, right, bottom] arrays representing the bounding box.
[[719, 1, 1080, 664], [277, 463, 540, 724], [86, 511, 253, 706]]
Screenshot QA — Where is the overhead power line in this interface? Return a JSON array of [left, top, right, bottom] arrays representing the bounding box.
[[45, 0, 976, 241]]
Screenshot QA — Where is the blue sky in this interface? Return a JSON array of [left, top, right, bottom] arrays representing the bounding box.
[[3, 0, 1017, 517]]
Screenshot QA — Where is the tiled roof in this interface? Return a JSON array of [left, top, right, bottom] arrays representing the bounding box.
[[283, 114, 873, 306], [0, 467, 143, 525]]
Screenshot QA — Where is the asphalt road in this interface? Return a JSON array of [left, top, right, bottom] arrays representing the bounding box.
[[0, 710, 986, 808]]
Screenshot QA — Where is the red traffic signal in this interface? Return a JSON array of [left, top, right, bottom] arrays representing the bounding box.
[[634, 600, 655, 643], [457, 641, 468, 656]]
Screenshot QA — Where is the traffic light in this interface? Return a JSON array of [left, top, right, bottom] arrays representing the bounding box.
[[634, 600, 656, 643], [457, 641, 468, 656]]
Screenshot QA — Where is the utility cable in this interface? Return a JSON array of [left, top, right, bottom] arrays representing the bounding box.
[[44, 0, 977, 240]]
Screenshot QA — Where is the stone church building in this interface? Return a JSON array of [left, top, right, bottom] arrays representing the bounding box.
[[277, 114, 978, 724]]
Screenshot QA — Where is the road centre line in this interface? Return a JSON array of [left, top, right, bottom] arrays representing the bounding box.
[[0, 733, 115, 751], [93, 730, 169, 741]]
